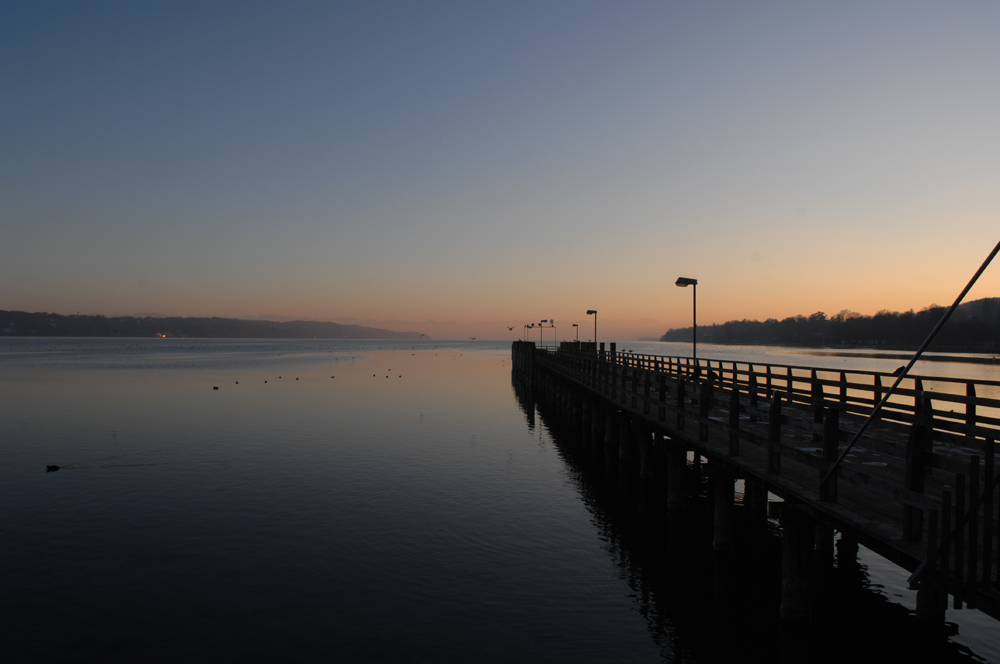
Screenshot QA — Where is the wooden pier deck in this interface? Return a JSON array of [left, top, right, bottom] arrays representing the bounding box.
[[512, 341, 1000, 624]]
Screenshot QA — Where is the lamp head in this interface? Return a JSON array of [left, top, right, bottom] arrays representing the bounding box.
[[586, 310, 597, 315], [541, 319, 548, 323], [675, 277, 698, 287]]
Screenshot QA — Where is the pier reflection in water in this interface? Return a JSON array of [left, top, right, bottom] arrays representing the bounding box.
[[514, 371, 990, 664]]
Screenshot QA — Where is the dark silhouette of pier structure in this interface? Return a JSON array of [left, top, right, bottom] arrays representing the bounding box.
[[511, 340, 1000, 626]]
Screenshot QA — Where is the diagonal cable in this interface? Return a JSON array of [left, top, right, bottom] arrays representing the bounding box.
[[820, 239, 1000, 486]]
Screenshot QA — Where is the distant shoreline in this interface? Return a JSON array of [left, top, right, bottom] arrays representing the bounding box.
[[0, 310, 427, 340]]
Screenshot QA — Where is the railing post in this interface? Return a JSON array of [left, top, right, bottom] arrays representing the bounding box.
[[941, 489, 952, 612], [916, 509, 943, 623], [658, 374, 667, 422], [903, 391, 930, 542], [874, 374, 883, 414], [768, 392, 783, 474], [676, 378, 686, 431], [820, 408, 839, 502], [749, 371, 759, 422], [967, 382, 977, 443], [643, 371, 651, 415], [984, 441, 994, 591], [699, 381, 711, 441], [728, 388, 740, 456], [954, 472, 966, 608], [839, 371, 848, 412], [811, 370, 823, 442], [968, 455, 980, 603], [621, 364, 628, 406]]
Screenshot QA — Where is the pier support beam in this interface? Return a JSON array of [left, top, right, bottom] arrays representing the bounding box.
[[667, 443, 687, 512], [590, 404, 604, 460], [916, 583, 946, 625], [814, 523, 834, 579], [780, 506, 815, 624], [604, 408, 618, 471], [618, 415, 633, 468], [836, 530, 859, 570], [713, 464, 735, 554], [744, 476, 768, 530], [638, 425, 654, 481]]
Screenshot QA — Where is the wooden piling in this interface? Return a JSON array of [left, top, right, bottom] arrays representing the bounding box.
[[713, 464, 735, 554], [668, 443, 687, 511], [780, 506, 815, 623]]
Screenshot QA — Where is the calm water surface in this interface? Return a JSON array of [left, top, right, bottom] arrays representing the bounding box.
[[1, 339, 997, 662]]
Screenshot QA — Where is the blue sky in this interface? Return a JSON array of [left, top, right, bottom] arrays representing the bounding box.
[[3, 2, 998, 338]]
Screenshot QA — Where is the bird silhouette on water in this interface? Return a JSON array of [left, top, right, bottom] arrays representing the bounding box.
[[46, 465, 59, 473]]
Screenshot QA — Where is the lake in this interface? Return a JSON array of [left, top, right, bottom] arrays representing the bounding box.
[[1, 338, 997, 662]]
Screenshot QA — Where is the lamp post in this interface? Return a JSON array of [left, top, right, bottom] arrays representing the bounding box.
[[550, 319, 555, 346], [586, 310, 597, 344], [572, 323, 578, 341], [540, 320, 547, 347], [674, 277, 698, 362]]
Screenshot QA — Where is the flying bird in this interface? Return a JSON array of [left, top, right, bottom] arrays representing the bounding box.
[[469, 337, 476, 340], [507, 326, 513, 331]]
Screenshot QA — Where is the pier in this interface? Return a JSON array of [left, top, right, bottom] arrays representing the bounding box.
[[512, 340, 1000, 626]]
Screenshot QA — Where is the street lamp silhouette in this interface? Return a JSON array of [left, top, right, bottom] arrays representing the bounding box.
[[572, 323, 579, 341], [675, 277, 698, 361], [540, 320, 547, 346], [586, 310, 597, 344]]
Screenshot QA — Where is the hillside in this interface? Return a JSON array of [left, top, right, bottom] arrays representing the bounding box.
[[659, 298, 1000, 352], [0, 311, 426, 339]]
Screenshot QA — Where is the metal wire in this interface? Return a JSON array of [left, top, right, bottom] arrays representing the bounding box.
[[820, 238, 1000, 486]]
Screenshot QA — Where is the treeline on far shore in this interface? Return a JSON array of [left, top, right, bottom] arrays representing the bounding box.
[[659, 297, 1000, 352], [0, 310, 425, 340]]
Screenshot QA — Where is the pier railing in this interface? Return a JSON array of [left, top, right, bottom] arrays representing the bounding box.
[[522, 343, 1000, 616]]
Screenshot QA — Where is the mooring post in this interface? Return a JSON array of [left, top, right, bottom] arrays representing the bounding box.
[[780, 505, 815, 624]]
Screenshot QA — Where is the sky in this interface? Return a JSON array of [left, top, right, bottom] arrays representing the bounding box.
[[2, 1, 999, 340]]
